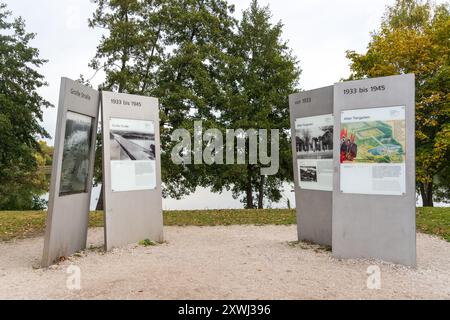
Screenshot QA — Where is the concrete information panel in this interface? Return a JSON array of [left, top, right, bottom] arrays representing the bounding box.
[[289, 86, 334, 246], [101, 91, 164, 250], [42, 78, 99, 267], [332, 74, 416, 266]]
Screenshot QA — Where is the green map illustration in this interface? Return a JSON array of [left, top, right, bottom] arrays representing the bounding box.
[[342, 120, 406, 164]]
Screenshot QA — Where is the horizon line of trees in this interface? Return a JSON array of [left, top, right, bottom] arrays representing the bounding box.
[[0, 0, 448, 210], [86, 0, 300, 210]]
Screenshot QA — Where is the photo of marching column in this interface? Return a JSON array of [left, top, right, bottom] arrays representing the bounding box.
[[295, 114, 334, 191], [296, 121, 333, 159], [59, 112, 94, 196], [110, 118, 156, 192]]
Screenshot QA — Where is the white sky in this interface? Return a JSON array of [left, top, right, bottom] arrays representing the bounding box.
[[2, 0, 408, 142], [3, 0, 445, 209]]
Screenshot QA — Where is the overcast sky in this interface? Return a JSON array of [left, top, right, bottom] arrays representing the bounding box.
[[2, 0, 413, 142], [3, 0, 444, 209]]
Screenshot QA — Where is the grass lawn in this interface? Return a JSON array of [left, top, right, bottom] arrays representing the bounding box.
[[416, 207, 450, 242], [0, 207, 448, 242]]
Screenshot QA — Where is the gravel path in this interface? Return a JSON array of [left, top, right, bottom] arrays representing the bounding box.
[[0, 226, 449, 299]]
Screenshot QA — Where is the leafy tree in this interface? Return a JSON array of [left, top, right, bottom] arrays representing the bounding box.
[[87, 0, 236, 208], [88, 0, 169, 209], [434, 165, 450, 204], [27, 141, 54, 210], [206, 0, 300, 208], [345, 0, 449, 206], [154, 0, 236, 199], [0, 3, 52, 210], [36, 140, 54, 166], [88, 0, 168, 93], [87, 0, 300, 209]]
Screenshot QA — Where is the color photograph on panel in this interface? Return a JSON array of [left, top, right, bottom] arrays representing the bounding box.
[[340, 106, 406, 195]]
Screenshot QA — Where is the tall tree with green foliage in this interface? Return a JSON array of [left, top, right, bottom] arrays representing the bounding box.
[[88, 0, 167, 209], [205, 0, 300, 209], [87, 0, 236, 208], [0, 3, 52, 210], [154, 0, 236, 199], [88, 0, 168, 94], [345, 0, 449, 206]]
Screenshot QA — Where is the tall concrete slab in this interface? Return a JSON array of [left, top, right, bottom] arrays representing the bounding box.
[[101, 91, 164, 251], [289, 86, 334, 246], [42, 78, 100, 267], [332, 74, 416, 266]]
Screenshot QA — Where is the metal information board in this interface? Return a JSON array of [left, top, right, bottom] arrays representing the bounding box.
[[332, 74, 416, 266], [101, 91, 164, 251], [42, 78, 100, 267], [289, 86, 334, 246]]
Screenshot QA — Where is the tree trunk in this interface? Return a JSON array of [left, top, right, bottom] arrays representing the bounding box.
[[258, 175, 265, 209], [246, 165, 254, 209], [420, 182, 434, 207], [96, 185, 104, 211]]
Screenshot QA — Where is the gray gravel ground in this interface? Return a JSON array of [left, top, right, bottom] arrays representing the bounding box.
[[0, 225, 449, 299]]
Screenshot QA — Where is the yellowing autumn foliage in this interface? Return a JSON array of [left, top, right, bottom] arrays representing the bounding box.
[[346, 0, 450, 206]]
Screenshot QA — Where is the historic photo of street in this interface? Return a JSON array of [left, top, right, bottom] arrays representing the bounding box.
[[110, 119, 155, 161], [109, 118, 156, 192], [59, 111, 94, 196]]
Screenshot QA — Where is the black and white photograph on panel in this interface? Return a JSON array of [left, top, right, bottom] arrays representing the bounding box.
[[59, 111, 94, 196], [295, 117, 333, 159], [295, 114, 334, 191], [299, 165, 318, 182], [110, 118, 156, 192]]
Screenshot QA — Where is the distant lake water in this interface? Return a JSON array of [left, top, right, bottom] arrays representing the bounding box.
[[41, 184, 448, 211]]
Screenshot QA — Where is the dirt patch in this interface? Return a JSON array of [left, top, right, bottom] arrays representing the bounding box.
[[0, 226, 449, 299]]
